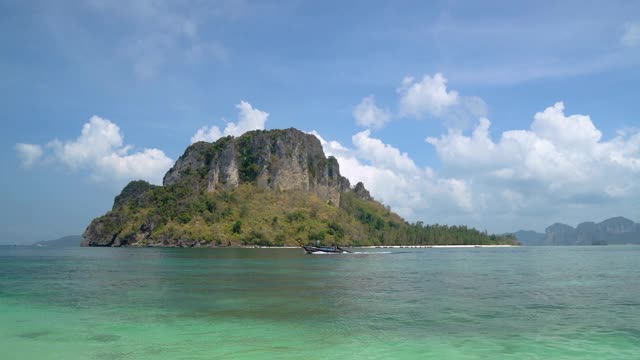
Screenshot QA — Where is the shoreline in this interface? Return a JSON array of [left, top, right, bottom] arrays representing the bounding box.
[[240, 244, 517, 249], [72, 244, 519, 249]]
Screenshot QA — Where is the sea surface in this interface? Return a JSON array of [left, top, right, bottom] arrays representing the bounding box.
[[1, 246, 639, 359]]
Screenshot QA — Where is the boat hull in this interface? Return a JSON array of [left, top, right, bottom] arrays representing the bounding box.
[[302, 245, 350, 254]]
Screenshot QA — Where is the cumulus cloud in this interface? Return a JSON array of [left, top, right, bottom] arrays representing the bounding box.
[[426, 102, 640, 229], [425, 102, 628, 182], [531, 102, 602, 149], [621, 22, 640, 47], [15, 143, 44, 168], [353, 96, 392, 129], [16, 116, 173, 185], [397, 73, 459, 118], [308, 130, 474, 220], [352, 130, 418, 174], [191, 101, 269, 143], [353, 72, 486, 129]]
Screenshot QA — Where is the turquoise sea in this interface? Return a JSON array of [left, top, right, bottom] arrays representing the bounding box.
[[1, 246, 639, 359]]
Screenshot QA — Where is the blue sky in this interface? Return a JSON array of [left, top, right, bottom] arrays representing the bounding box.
[[2, 0, 640, 243]]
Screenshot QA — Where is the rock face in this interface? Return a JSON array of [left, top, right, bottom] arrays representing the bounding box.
[[163, 128, 351, 205], [353, 182, 372, 201], [514, 216, 640, 245], [598, 216, 636, 234], [544, 223, 578, 246]]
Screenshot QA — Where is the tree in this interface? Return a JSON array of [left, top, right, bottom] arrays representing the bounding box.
[[232, 220, 242, 234]]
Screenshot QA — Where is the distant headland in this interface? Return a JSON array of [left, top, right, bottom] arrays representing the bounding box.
[[513, 216, 640, 246]]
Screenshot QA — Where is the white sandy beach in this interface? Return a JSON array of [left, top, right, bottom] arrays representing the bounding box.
[[248, 245, 517, 249], [361, 245, 516, 248]]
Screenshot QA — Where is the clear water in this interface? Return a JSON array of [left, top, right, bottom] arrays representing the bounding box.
[[1, 246, 639, 359]]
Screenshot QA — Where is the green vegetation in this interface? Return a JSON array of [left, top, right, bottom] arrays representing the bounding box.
[[238, 132, 261, 183], [90, 178, 518, 247], [113, 180, 156, 208]]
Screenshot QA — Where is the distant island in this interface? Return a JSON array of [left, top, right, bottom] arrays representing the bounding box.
[[33, 235, 83, 247], [514, 216, 640, 246], [83, 128, 517, 247]]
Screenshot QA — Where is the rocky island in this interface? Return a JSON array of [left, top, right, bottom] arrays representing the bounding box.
[[83, 128, 517, 247]]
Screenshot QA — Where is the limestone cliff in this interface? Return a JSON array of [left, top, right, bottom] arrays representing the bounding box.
[[163, 129, 351, 205], [514, 216, 640, 245]]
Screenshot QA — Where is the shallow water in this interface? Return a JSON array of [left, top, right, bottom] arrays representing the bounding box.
[[1, 246, 639, 359]]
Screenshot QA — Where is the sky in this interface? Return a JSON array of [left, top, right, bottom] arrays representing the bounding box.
[[2, 0, 640, 243]]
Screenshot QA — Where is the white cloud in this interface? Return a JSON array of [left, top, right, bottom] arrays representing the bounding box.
[[426, 102, 640, 229], [621, 22, 640, 47], [308, 130, 474, 221], [191, 101, 269, 143], [94, 148, 174, 183], [348, 72, 486, 137], [531, 102, 602, 149], [353, 96, 391, 129], [16, 116, 173, 185], [15, 143, 43, 168], [48, 116, 125, 170], [352, 130, 418, 174], [397, 73, 459, 118], [425, 102, 628, 183], [192, 127, 223, 144]]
